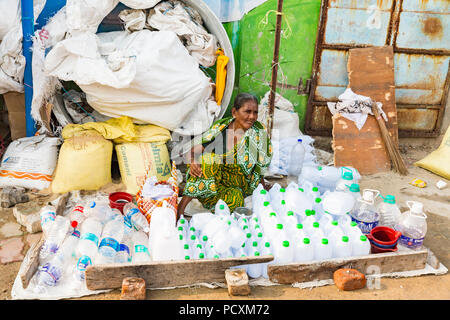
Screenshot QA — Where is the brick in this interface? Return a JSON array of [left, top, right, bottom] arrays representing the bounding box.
[[120, 277, 147, 300], [333, 268, 366, 291], [225, 268, 251, 296]]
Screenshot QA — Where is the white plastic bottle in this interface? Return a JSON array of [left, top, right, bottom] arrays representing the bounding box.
[[395, 201, 428, 250], [69, 204, 86, 229], [260, 241, 273, 278], [176, 214, 189, 236], [287, 138, 305, 177], [344, 221, 364, 244], [346, 183, 362, 201], [123, 202, 150, 233], [273, 240, 294, 264], [115, 236, 132, 263], [247, 242, 262, 278], [333, 236, 352, 258], [39, 205, 56, 237], [310, 222, 325, 245], [378, 195, 402, 228], [327, 221, 345, 244], [351, 189, 380, 234], [294, 237, 314, 262], [98, 218, 124, 263], [314, 238, 332, 261], [40, 215, 70, 262], [210, 228, 233, 255], [351, 235, 371, 256], [215, 199, 231, 216], [77, 217, 103, 259], [132, 231, 151, 263]]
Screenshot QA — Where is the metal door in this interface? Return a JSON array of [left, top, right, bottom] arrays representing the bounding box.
[[305, 0, 450, 137]]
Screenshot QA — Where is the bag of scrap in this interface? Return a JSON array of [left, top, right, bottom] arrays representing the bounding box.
[[51, 116, 172, 194], [415, 125, 450, 180], [44, 27, 220, 136], [0, 135, 61, 190]]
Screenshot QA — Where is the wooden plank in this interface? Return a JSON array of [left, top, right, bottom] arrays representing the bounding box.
[[267, 247, 428, 285], [333, 46, 398, 175], [85, 255, 274, 290]]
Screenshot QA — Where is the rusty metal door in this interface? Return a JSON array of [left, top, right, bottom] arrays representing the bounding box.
[[305, 0, 450, 137]]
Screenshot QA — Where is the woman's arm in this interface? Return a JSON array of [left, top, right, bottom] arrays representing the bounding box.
[[188, 144, 204, 178]]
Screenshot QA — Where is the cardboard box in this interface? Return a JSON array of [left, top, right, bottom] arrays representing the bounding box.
[[3, 92, 26, 140]]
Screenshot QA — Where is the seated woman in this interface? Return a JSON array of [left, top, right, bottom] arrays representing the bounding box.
[[177, 93, 273, 218]]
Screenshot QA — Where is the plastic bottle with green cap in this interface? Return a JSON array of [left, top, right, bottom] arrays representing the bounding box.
[[303, 210, 316, 234], [333, 235, 352, 258], [247, 241, 263, 278], [377, 194, 401, 228], [351, 234, 371, 256], [314, 238, 332, 261], [215, 199, 231, 216], [274, 240, 294, 264], [310, 221, 325, 245], [176, 214, 188, 236], [261, 241, 273, 278], [293, 237, 314, 262]]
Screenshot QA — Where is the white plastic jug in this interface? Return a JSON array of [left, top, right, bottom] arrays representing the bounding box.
[[287, 138, 305, 177], [314, 238, 333, 261], [377, 195, 401, 228], [395, 201, 427, 250], [351, 189, 380, 234], [351, 234, 371, 256], [333, 236, 352, 258], [293, 237, 314, 262]]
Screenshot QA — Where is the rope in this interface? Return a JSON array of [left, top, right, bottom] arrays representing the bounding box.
[[258, 10, 293, 39]]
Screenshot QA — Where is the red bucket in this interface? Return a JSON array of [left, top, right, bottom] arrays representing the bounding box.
[[366, 226, 401, 252], [109, 192, 133, 214]]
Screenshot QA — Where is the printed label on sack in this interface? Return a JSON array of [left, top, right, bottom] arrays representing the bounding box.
[[135, 245, 149, 254], [81, 232, 99, 246], [99, 237, 120, 252], [351, 217, 379, 234], [118, 244, 130, 255], [399, 235, 424, 249], [39, 263, 61, 286]]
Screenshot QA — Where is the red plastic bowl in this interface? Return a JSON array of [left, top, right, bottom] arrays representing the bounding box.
[[370, 243, 398, 254], [366, 226, 402, 249], [109, 192, 133, 214]]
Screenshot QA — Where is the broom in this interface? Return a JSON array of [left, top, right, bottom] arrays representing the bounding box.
[[371, 102, 408, 175]]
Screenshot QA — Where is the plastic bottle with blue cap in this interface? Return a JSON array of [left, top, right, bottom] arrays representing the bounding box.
[[287, 138, 305, 177], [377, 194, 401, 228], [345, 183, 362, 201], [98, 216, 124, 263]]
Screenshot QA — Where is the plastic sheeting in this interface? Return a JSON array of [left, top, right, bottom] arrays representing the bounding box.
[[203, 0, 268, 22]]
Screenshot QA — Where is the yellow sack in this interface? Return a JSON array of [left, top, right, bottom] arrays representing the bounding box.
[[215, 48, 229, 106], [51, 130, 113, 193], [116, 142, 171, 195], [415, 125, 450, 179], [62, 116, 172, 144]]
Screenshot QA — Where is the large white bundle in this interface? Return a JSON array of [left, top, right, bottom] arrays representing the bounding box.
[[0, 0, 21, 41], [121, 0, 162, 9], [45, 30, 219, 135], [66, 0, 119, 34]]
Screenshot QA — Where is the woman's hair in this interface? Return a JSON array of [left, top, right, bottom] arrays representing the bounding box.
[[233, 93, 259, 110]]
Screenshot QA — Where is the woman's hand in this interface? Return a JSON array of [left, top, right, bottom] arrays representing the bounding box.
[[188, 144, 204, 178], [190, 161, 203, 178]]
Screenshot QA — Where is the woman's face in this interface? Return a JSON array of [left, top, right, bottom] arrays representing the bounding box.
[[232, 100, 258, 131]]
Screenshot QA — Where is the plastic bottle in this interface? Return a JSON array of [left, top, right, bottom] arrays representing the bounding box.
[[69, 204, 86, 229], [40, 215, 71, 262], [293, 237, 314, 263], [229, 224, 246, 250], [345, 183, 362, 201], [351, 189, 380, 234], [287, 138, 305, 177], [215, 199, 231, 216], [123, 214, 135, 237], [377, 195, 401, 228], [395, 201, 428, 250], [335, 169, 355, 192], [314, 238, 332, 261], [98, 218, 124, 263], [310, 222, 325, 246], [176, 214, 189, 236], [123, 202, 150, 233], [328, 221, 345, 245], [247, 242, 262, 279], [210, 228, 233, 255], [333, 236, 352, 258], [132, 231, 151, 263], [292, 223, 307, 243], [282, 210, 298, 230], [351, 234, 371, 256], [273, 240, 294, 264], [302, 211, 316, 235], [344, 221, 364, 244], [260, 241, 273, 278], [77, 217, 103, 259], [115, 236, 132, 263], [39, 205, 56, 237]]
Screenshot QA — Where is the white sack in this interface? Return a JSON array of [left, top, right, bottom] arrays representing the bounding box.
[[119, 9, 147, 32], [45, 30, 220, 135], [0, 135, 62, 190], [0, 0, 21, 41], [258, 91, 302, 139], [66, 0, 119, 34], [147, 0, 218, 67], [121, 0, 162, 9]]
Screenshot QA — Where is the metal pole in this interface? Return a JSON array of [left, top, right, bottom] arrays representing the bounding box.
[[21, 0, 37, 137], [267, 0, 284, 139]]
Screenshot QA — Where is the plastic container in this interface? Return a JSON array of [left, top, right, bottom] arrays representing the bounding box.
[[69, 205, 86, 229], [98, 218, 125, 262], [293, 237, 314, 262], [351, 235, 371, 256], [345, 183, 362, 201], [333, 236, 352, 258], [377, 195, 401, 228], [77, 217, 103, 258], [366, 226, 401, 250], [247, 242, 262, 278], [287, 138, 305, 177], [109, 192, 133, 214], [314, 238, 332, 261], [335, 169, 355, 192], [215, 199, 231, 216], [132, 231, 151, 263], [273, 240, 294, 264], [260, 241, 273, 278], [39, 215, 70, 262], [39, 205, 56, 237], [351, 189, 380, 234], [123, 202, 150, 233], [115, 236, 132, 263], [395, 201, 427, 250]]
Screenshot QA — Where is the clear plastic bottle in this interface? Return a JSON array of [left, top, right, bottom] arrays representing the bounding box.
[[351, 235, 371, 256], [40, 215, 70, 262], [132, 231, 151, 263], [69, 204, 86, 229], [260, 241, 273, 278], [310, 222, 325, 246], [176, 214, 189, 236], [327, 221, 345, 245], [247, 243, 262, 279], [39, 205, 56, 237], [77, 217, 103, 258], [395, 201, 428, 250], [294, 237, 314, 262], [351, 189, 380, 234], [378, 195, 401, 228], [287, 138, 305, 177], [333, 236, 352, 258], [346, 183, 362, 201], [273, 240, 294, 264], [215, 199, 231, 216], [115, 236, 132, 263], [123, 202, 150, 233], [335, 170, 355, 192], [98, 218, 124, 263], [314, 238, 332, 261]]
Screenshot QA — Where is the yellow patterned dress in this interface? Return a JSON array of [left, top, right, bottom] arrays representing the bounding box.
[[183, 117, 272, 212]]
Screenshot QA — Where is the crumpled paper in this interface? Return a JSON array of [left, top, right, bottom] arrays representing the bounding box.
[[327, 88, 388, 130]]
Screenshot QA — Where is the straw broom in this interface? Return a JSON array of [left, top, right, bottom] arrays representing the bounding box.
[[371, 102, 408, 175]]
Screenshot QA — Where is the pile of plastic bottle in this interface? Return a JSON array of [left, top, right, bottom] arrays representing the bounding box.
[[34, 200, 151, 292]]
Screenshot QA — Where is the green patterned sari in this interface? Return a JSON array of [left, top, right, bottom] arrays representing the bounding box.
[[183, 117, 272, 212]]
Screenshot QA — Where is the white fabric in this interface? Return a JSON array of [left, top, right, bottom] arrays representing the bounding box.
[[121, 0, 162, 9], [203, 0, 269, 22], [147, 0, 218, 67], [45, 29, 219, 135], [0, 0, 21, 41], [66, 0, 119, 34], [119, 9, 147, 32]]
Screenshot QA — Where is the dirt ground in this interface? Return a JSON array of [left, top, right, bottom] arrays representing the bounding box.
[[0, 135, 449, 301]]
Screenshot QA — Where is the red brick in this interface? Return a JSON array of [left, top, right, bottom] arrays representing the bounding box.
[[120, 277, 147, 300], [333, 268, 366, 291]]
